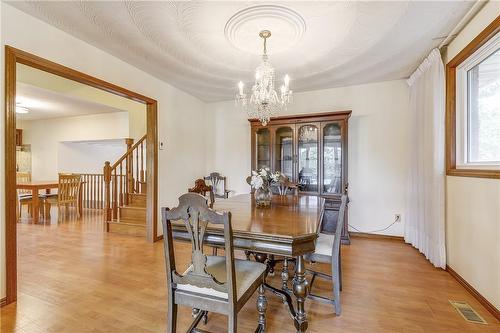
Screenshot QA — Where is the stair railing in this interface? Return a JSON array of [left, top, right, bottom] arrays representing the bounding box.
[[104, 134, 146, 222]]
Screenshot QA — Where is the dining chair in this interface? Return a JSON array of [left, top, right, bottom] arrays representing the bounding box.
[[45, 173, 82, 219], [162, 193, 267, 333], [16, 172, 34, 218], [304, 194, 347, 315], [204, 172, 231, 198], [189, 178, 215, 208]]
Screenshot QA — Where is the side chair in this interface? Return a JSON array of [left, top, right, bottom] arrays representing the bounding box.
[[304, 194, 348, 315], [162, 193, 268, 333], [188, 178, 215, 208], [44, 173, 82, 220]]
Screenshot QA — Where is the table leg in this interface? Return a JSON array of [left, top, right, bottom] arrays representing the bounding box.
[[292, 255, 309, 332], [282, 258, 289, 291], [32, 189, 39, 224]]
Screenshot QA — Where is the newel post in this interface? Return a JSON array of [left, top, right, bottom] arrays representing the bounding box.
[[103, 161, 112, 226]]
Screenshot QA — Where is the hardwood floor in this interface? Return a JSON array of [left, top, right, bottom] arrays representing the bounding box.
[[1, 210, 499, 332]]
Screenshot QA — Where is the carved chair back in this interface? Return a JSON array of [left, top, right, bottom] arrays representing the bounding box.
[[188, 178, 215, 207], [58, 173, 82, 205], [16, 172, 31, 196], [162, 193, 237, 304], [204, 172, 228, 198]]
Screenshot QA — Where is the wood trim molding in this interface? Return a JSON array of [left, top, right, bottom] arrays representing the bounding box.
[[446, 16, 500, 179], [4, 45, 159, 306], [249, 110, 352, 126], [446, 265, 500, 321], [349, 232, 404, 242]]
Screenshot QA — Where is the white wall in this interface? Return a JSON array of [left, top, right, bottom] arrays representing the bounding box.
[[1, 3, 208, 299], [206, 80, 410, 237], [19, 112, 129, 180], [444, 1, 500, 309], [58, 141, 127, 175]]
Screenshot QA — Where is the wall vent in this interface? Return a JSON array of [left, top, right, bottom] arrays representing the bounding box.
[[449, 300, 487, 324]]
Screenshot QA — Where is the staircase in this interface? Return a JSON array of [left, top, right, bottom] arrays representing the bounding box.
[[104, 135, 147, 237]]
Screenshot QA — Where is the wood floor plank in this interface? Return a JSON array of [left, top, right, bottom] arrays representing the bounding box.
[[1, 209, 499, 332]]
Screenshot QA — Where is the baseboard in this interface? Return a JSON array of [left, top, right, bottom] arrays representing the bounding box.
[[0, 297, 7, 307], [349, 232, 404, 242], [154, 234, 164, 242], [446, 265, 499, 321]]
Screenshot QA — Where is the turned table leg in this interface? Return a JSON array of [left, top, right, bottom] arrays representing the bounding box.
[[281, 258, 289, 291], [293, 255, 309, 332]]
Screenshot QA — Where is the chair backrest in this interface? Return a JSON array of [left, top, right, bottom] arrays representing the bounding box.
[[16, 172, 31, 196], [204, 172, 227, 198], [58, 173, 82, 204], [162, 193, 237, 303], [188, 178, 215, 208], [330, 194, 347, 258]]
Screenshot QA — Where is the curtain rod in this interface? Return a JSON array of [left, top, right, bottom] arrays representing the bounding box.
[[438, 0, 488, 49]]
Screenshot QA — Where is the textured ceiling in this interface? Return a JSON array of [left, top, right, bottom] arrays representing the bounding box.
[[8, 1, 474, 102]]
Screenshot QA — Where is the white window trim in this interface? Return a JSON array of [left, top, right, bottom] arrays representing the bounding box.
[[455, 31, 500, 169]]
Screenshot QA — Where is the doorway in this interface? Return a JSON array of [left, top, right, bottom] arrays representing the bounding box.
[[4, 46, 159, 305]]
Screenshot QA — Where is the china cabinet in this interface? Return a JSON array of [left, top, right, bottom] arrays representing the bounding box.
[[250, 111, 351, 244]]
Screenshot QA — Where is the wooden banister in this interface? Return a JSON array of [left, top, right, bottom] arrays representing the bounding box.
[[104, 135, 147, 224]]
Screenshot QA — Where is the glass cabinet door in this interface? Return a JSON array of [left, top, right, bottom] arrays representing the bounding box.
[[255, 128, 271, 170], [298, 124, 319, 192], [322, 122, 342, 194], [274, 126, 294, 180]]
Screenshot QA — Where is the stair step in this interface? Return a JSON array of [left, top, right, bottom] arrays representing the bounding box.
[[119, 206, 146, 220], [128, 193, 147, 207], [108, 221, 146, 237]]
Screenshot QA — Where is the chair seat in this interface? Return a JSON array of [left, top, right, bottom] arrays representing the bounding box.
[[305, 233, 335, 263], [177, 256, 266, 300]]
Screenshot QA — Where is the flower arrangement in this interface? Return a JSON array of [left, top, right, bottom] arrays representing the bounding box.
[[247, 168, 283, 191], [247, 168, 284, 207]]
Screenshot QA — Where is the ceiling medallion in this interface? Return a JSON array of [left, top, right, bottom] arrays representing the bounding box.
[[235, 30, 292, 126], [224, 4, 306, 55]]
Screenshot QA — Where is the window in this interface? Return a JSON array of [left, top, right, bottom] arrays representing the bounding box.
[[447, 18, 500, 178], [456, 32, 500, 168]]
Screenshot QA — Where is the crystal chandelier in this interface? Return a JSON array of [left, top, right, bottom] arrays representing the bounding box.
[[235, 30, 292, 126]]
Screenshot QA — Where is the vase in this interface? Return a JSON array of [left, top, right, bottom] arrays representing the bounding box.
[[255, 188, 272, 207]]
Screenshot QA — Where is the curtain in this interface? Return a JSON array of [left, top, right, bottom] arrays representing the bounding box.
[[406, 48, 446, 269]]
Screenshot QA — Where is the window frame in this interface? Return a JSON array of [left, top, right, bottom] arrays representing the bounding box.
[[446, 16, 500, 179]]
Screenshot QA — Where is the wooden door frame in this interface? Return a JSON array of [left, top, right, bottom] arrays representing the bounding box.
[[4, 46, 159, 305]]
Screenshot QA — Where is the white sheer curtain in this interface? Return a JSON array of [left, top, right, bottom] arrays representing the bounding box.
[[406, 48, 446, 269]]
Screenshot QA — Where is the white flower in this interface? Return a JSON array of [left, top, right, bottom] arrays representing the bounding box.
[[252, 170, 258, 176], [250, 175, 263, 189], [259, 169, 267, 177]]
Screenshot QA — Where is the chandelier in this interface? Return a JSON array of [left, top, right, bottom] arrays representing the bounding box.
[[235, 30, 292, 126]]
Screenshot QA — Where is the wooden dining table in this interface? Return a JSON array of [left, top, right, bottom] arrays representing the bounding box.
[[171, 193, 324, 333], [16, 181, 59, 224]]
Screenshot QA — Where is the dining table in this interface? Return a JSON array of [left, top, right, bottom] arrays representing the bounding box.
[[16, 180, 85, 223], [171, 193, 324, 333], [16, 180, 59, 224]]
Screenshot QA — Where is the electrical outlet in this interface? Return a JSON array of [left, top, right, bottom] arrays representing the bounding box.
[[395, 214, 401, 222]]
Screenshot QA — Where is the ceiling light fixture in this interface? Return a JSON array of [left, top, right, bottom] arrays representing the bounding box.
[[16, 106, 30, 114], [235, 30, 292, 126]]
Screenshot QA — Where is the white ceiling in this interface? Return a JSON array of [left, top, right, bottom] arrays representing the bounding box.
[[8, 1, 474, 102], [17, 82, 127, 121]]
